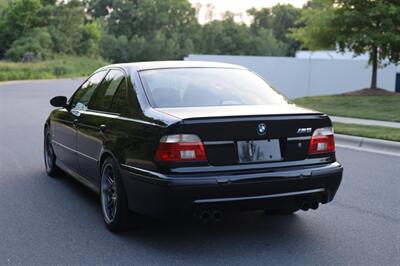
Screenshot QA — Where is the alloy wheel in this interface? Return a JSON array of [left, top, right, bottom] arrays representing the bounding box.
[[101, 164, 118, 223]]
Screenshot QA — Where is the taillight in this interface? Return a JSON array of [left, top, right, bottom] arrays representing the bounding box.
[[155, 134, 207, 162], [308, 127, 335, 154]]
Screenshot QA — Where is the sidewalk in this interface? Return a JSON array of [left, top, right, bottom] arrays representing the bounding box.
[[330, 116, 400, 128]]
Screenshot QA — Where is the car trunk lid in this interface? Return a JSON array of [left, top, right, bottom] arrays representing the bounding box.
[[157, 105, 332, 167]]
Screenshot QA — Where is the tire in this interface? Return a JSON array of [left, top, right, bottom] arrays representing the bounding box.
[[100, 157, 133, 232], [44, 128, 61, 177], [264, 207, 299, 215]]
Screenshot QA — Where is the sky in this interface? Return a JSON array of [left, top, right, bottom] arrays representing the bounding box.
[[189, 0, 309, 23]]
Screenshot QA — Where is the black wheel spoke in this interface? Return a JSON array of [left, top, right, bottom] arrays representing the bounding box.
[[106, 198, 114, 208]]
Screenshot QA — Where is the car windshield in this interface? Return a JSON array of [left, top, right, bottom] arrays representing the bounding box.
[[139, 68, 288, 108]]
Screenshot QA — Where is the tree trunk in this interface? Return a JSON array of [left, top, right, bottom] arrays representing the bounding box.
[[370, 46, 378, 89]]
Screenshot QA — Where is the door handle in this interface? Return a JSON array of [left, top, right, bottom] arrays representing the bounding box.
[[99, 124, 107, 132]]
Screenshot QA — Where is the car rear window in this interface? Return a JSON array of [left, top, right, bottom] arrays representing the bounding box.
[[139, 68, 288, 108]]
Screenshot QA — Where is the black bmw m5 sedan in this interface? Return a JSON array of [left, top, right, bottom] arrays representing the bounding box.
[[44, 61, 343, 231]]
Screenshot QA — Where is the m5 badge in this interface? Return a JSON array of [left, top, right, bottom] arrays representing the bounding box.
[[297, 128, 312, 134]]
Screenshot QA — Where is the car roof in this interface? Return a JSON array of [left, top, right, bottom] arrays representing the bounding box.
[[101, 61, 247, 72]]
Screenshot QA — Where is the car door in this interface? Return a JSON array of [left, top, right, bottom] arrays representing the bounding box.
[[76, 69, 126, 183], [52, 70, 107, 172]]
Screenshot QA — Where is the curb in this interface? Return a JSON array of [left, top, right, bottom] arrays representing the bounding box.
[[331, 116, 400, 129], [335, 134, 400, 157]]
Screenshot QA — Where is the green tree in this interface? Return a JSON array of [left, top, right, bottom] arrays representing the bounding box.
[[198, 16, 288, 56], [42, 0, 86, 54], [78, 22, 102, 57], [251, 28, 290, 56], [0, 0, 101, 61], [290, 0, 336, 50], [248, 8, 272, 32], [291, 0, 400, 89], [248, 4, 301, 55], [198, 18, 253, 55], [270, 4, 301, 55], [108, 0, 198, 38], [0, 0, 9, 15], [0, 0, 42, 57], [100, 34, 130, 63], [5, 27, 52, 61], [101, 0, 199, 62], [84, 0, 113, 18]]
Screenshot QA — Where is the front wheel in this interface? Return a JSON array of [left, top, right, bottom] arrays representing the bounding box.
[[100, 157, 134, 232]]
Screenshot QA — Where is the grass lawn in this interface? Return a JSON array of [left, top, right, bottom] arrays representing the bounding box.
[[294, 95, 400, 122], [333, 122, 400, 142], [0, 55, 108, 81]]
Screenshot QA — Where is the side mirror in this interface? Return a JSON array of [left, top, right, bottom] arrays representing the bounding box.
[[50, 96, 68, 108]]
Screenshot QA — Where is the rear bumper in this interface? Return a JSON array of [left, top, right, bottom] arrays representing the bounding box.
[[121, 162, 343, 218]]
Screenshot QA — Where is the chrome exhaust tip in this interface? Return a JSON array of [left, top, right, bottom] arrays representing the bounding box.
[[200, 211, 210, 223], [311, 201, 319, 210], [301, 202, 310, 211], [212, 210, 223, 222]]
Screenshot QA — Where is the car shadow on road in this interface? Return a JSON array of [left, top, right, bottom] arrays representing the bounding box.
[[126, 212, 307, 248], [51, 170, 312, 256]]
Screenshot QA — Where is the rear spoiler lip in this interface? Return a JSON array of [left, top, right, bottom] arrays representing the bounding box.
[[181, 113, 327, 125], [152, 106, 325, 124]]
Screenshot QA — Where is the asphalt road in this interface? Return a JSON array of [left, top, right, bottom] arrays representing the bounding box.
[[0, 79, 399, 265]]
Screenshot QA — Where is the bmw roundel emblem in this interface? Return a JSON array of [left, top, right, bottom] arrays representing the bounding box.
[[257, 123, 267, 135]]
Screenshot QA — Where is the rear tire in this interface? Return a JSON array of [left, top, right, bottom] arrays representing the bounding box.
[[44, 128, 61, 177], [100, 157, 134, 232], [264, 207, 299, 215]]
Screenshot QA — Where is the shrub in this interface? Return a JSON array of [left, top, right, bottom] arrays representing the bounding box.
[[5, 28, 53, 62]]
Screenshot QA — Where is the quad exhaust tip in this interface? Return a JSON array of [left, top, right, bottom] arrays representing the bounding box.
[[195, 200, 320, 221], [200, 211, 210, 222], [212, 210, 223, 222], [311, 201, 319, 210], [300, 202, 310, 211], [196, 210, 223, 222], [300, 199, 319, 211]]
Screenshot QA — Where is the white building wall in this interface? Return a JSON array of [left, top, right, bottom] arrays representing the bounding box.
[[295, 50, 370, 60], [185, 54, 398, 99]]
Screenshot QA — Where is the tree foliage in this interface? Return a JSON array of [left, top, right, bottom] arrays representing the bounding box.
[[0, 0, 101, 61], [0, 0, 42, 57], [0, 0, 9, 15], [0, 0, 307, 62], [290, 0, 337, 50], [334, 0, 400, 63], [5, 28, 53, 61], [270, 4, 302, 54], [84, 0, 112, 18], [197, 17, 288, 56], [291, 0, 400, 89], [99, 0, 199, 62], [248, 4, 301, 55]]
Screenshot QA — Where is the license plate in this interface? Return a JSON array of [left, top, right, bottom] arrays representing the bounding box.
[[237, 139, 282, 163]]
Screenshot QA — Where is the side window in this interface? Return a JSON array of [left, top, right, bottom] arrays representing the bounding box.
[[109, 81, 127, 115], [88, 70, 125, 112], [125, 81, 142, 117], [70, 70, 107, 110]]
